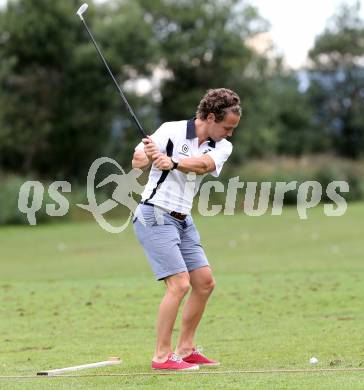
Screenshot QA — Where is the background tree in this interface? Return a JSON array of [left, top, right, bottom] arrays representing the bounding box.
[[2, 0, 362, 182], [307, 1, 364, 158], [0, 0, 157, 179], [235, 59, 320, 160], [140, 0, 319, 161], [141, 0, 267, 119]]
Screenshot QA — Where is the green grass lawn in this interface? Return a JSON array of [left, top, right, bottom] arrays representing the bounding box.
[[0, 203, 364, 389]]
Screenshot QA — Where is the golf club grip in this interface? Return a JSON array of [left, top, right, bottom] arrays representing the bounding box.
[[81, 19, 147, 138]]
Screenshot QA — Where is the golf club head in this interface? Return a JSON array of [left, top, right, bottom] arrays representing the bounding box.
[[76, 3, 88, 20]]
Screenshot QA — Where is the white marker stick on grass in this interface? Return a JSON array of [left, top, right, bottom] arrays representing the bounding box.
[[37, 357, 121, 376]]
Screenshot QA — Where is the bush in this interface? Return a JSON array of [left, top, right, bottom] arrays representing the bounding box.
[[0, 175, 27, 224], [0, 174, 124, 225], [2, 157, 363, 225], [221, 156, 364, 205], [0, 174, 61, 225]]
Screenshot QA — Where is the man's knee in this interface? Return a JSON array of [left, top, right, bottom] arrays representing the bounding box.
[[195, 276, 216, 295], [205, 276, 216, 293], [165, 273, 190, 298]]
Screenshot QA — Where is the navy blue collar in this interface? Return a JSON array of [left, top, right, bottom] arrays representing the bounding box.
[[186, 118, 216, 148], [208, 138, 216, 148], [186, 118, 196, 139]]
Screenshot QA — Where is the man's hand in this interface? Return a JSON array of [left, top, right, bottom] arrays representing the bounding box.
[[153, 153, 173, 171], [142, 137, 160, 161]]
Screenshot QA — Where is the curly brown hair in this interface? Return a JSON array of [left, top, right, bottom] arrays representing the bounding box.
[[196, 88, 241, 122]]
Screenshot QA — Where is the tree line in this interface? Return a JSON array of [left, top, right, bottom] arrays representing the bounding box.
[[0, 0, 363, 181]]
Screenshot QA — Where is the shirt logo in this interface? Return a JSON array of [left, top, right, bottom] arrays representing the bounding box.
[[203, 148, 212, 154], [182, 144, 189, 154]]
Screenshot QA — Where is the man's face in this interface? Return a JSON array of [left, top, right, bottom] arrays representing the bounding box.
[[206, 112, 240, 142]]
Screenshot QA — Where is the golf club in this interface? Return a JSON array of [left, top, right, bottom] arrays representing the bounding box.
[[76, 3, 147, 138]]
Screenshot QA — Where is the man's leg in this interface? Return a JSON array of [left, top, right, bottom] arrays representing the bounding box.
[[175, 266, 215, 357], [153, 271, 190, 362]]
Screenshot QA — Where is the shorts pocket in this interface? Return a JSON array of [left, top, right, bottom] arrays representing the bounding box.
[[138, 206, 158, 227]]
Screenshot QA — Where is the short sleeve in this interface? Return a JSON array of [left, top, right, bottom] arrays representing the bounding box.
[[206, 140, 233, 177], [135, 123, 170, 152]]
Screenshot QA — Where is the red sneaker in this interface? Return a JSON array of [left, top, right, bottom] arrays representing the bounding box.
[[182, 347, 220, 367], [152, 353, 199, 371]]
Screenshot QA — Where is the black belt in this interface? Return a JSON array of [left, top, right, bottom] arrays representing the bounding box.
[[140, 201, 187, 221]]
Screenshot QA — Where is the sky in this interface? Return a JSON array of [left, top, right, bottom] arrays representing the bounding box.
[[249, 0, 364, 68], [0, 0, 363, 69]]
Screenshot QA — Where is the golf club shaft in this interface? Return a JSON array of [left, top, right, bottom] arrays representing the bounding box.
[[81, 19, 147, 138]]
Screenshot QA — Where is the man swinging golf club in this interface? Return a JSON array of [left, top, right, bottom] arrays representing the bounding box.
[[76, 4, 241, 373], [132, 88, 241, 370]]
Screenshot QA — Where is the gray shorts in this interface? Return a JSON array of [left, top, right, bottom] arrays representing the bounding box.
[[133, 204, 209, 280]]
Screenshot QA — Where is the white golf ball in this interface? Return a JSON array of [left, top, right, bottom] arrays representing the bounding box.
[[310, 357, 318, 365]]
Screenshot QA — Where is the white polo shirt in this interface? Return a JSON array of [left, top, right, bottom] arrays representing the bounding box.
[[135, 118, 233, 214]]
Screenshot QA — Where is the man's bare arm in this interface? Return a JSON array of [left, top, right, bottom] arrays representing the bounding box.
[[132, 149, 151, 170], [153, 154, 216, 175], [132, 137, 161, 170], [178, 155, 215, 174]]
